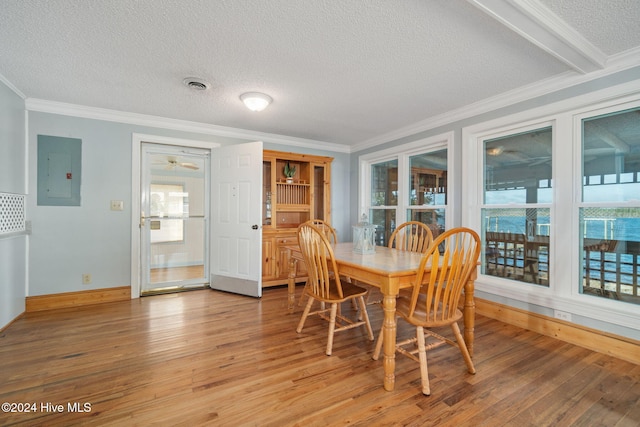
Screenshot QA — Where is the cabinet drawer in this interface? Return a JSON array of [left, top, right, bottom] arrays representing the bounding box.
[[277, 237, 298, 245]]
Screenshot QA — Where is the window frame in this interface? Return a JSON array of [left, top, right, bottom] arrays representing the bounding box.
[[574, 99, 640, 307], [359, 132, 454, 243], [462, 84, 640, 331], [478, 120, 555, 288]]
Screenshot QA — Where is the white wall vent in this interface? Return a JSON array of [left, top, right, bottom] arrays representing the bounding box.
[[0, 192, 26, 234]]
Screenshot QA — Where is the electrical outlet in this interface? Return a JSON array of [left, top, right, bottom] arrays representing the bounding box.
[[82, 274, 92, 285], [554, 310, 572, 322], [110, 200, 124, 211]]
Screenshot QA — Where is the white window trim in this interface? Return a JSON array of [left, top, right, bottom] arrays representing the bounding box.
[[462, 81, 640, 331], [467, 118, 558, 306], [358, 132, 454, 229]]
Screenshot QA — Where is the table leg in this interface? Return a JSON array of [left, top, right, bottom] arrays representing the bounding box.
[[463, 276, 475, 357], [381, 293, 397, 391], [287, 258, 297, 314]]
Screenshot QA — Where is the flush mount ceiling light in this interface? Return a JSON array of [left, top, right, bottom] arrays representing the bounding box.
[[486, 146, 504, 156], [240, 92, 272, 112]]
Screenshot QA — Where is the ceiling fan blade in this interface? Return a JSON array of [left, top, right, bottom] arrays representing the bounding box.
[[180, 162, 199, 170]]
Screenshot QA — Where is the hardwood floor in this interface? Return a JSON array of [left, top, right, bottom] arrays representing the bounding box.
[[149, 265, 205, 283], [1, 287, 638, 426]]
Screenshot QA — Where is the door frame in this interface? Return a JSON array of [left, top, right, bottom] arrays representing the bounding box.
[[131, 133, 220, 299]]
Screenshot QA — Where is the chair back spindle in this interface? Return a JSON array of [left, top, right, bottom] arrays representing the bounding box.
[[406, 228, 480, 325], [389, 221, 434, 253], [309, 219, 338, 245], [298, 224, 343, 300]]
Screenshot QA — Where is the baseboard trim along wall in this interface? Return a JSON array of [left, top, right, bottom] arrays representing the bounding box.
[[25, 286, 130, 312], [475, 298, 640, 365]]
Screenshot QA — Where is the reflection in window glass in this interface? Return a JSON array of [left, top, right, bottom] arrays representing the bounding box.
[[580, 208, 640, 305], [366, 142, 449, 248], [409, 150, 447, 206], [482, 126, 552, 286], [371, 160, 398, 206], [484, 127, 552, 204], [370, 159, 398, 246], [370, 208, 395, 247], [409, 209, 445, 239], [580, 107, 640, 305], [406, 150, 447, 238], [482, 207, 550, 286], [583, 108, 640, 203]]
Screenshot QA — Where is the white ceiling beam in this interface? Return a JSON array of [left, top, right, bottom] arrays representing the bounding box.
[[467, 0, 607, 73]]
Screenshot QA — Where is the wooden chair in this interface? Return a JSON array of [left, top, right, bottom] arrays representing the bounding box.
[[388, 221, 434, 253], [373, 227, 481, 395], [296, 222, 374, 355], [309, 219, 337, 244], [298, 219, 338, 307], [360, 221, 435, 305]]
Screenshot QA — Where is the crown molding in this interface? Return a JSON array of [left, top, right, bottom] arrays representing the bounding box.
[[24, 99, 350, 154], [0, 72, 26, 99], [468, 0, 606, 73], [352, 47, 640, 153]]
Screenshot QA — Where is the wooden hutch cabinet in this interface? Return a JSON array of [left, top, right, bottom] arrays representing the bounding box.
[[261, 150, 332, 287]]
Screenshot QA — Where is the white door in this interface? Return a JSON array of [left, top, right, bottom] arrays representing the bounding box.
[[210, 141, 263, 297]]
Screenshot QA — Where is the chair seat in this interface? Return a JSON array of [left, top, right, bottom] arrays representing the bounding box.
[[396, 293, 464, 328], [305, 279, 370, 303]]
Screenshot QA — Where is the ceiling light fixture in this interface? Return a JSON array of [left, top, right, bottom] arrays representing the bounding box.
[[487, 146, 504, 156], [240, 92, 272, 112]]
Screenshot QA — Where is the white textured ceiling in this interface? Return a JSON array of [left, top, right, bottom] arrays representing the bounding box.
[[1, 0, 639, 149]]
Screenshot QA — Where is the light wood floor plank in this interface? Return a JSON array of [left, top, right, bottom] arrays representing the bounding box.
[[0, 287, 638, 426]]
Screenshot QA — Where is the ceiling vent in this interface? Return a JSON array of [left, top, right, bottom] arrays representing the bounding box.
[[183, 77, 211, 91]]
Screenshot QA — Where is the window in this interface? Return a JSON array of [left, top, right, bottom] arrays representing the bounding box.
[[150, 183, 187, 243], [481, 126, 552, 286], [408, 150, 447, 239], [370, 159, 398, 246], [464, 85, 640, 332], [361, 134, 451, 246], [580, 107, 640, 305]]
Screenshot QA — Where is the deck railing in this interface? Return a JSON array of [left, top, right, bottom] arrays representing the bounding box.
[[583, 238, 640, 304], [484, 233, 640, 304]]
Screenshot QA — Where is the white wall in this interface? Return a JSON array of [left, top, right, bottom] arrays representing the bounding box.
[[27, 114, 133, 295], [0, 80, 27, 329], [25, 113, 349, 297]]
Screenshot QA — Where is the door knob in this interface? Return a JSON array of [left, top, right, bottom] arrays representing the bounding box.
[[252, 224, 259, 230]]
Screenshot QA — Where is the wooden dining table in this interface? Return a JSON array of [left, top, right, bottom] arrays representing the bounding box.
[[286, 241, 478, 392]]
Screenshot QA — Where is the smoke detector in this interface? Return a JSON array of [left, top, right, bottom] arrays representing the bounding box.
[[183, 77, 211, 91]]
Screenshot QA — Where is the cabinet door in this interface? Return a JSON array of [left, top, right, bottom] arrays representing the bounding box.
[[262, 238, 277, 281], [275, 234, 300, 280], [311, 162, 331, 224]]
